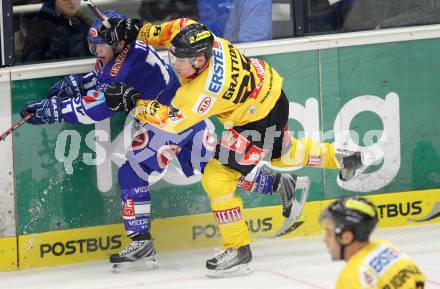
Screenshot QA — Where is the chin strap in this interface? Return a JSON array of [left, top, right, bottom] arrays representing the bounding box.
[[339, 243, 346, 260], [190, 54, 210, 76]]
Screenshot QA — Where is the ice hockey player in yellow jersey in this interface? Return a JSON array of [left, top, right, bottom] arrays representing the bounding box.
[[98, 17, 365, 277], [320, 197, 425, 289]]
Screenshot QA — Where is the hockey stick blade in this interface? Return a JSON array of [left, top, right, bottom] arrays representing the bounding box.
[[271, 176, 311, 238], [0, 113, 33, 142], [83, 0, 111, 28]]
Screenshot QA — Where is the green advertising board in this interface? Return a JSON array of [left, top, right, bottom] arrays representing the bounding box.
[[11, 38, 440, 236]]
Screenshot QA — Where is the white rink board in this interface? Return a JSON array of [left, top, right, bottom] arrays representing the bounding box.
[[0, 70, 15, 238], [1, 223, 439, 289]]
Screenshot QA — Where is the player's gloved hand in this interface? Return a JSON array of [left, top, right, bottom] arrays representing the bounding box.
[[135, 99, 170, 126], [104, 82, 141, 113], [47, 74, 88, 100], [98, 18, 142, 45], [82, 69, 99, 90], [20, 97, 63, 125]]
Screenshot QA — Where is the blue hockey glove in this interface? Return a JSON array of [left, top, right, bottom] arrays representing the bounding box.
[[47, 72, 97, 100], [20, 97, 63, 125]]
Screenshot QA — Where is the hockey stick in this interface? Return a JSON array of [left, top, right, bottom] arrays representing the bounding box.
[[83, 0, 111, 28], [0, 113, 33, 142]]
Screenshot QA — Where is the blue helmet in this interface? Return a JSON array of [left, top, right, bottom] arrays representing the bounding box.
[[87, 10, 127, 55]]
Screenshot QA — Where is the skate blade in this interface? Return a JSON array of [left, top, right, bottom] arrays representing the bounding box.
[[272, 220, 304, 238], [207, 264, 254, 278], [112, 256, 159, 272], [272, 176, 310, 238]]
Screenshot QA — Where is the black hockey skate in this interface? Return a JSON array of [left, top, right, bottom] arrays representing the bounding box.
[[337, 150, 364, 181], [272, 174, 310, 238], [206, 245, 253, 278], [110, 238, 158, 272]]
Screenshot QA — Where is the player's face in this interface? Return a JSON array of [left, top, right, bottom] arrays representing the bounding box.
[[94, 43, 115, 65], [170, 56, 196, 78], [322, 218, 341, 261]]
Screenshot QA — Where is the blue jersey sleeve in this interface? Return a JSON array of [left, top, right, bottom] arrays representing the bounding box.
[[60, 42, 179, 125], [61, 89, 114, 124], [57, 68, 114, 124]]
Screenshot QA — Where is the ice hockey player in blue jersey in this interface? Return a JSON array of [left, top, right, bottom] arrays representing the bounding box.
[[20, 10, 200, 271], [20, 10, 303, 273]]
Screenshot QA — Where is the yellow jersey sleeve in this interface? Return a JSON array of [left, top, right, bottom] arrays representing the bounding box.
[[135, 73, 221, 134], [134, 99, 216, 134], [336, 266, 363, 289], [137, 18, 198, 48]]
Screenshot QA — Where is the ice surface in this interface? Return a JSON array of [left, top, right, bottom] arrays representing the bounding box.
[[1, 223, 439, 289]]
